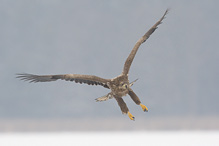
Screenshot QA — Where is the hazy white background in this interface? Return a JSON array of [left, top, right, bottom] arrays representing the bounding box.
[[0, 0, 219, 132], [0, 132, 218, 146]]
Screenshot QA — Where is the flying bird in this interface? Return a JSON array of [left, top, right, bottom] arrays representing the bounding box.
[[17, 9, 169, 120]]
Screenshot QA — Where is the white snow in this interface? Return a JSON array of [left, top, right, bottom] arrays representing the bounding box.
[[0, 131, 218, 146]]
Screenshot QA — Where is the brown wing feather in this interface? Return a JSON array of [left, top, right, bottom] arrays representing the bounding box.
[[16, 73, 110, 88], [122, 9, 169, 75]]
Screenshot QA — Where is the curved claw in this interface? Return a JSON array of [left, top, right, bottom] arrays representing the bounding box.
[[128, 112, 135, 121], [140, 103, 148, 112]]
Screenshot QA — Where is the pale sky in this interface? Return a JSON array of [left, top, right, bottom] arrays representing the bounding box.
[[1, 0, 219, 127]]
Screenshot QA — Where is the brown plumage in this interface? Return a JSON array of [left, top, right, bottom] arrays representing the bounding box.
[[17, 9, 169, 120]]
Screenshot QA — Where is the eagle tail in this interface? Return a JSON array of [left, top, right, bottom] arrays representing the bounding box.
[[95, 93, 113, 102]]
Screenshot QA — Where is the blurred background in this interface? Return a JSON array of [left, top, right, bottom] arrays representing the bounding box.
[[1, 0, 219, 131]]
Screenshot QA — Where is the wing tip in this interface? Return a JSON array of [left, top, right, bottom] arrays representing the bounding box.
[[160, 8, 170, 22]]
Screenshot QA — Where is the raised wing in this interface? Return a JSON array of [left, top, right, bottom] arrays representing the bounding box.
[[122, 9, 169, 75], [16, 73, 110, 88]]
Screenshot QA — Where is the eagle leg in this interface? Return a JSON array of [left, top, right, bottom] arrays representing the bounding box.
[[115, 97, 135, 121], [128, 112, 135, 121], [140, 103, 148, 112], [128, 89, 148, 112]]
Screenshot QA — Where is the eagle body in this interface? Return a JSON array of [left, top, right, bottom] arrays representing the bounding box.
[[109, 74, 129, 97], [17, 9, 169, 120]]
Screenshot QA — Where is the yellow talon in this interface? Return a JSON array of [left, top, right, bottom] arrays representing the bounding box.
[[140, 103, 148, 112], [128, 112, 135, 121]]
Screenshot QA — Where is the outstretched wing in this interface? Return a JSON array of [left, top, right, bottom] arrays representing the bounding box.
[[16, 73, 110, 88], [122, 9, 169, 75]]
